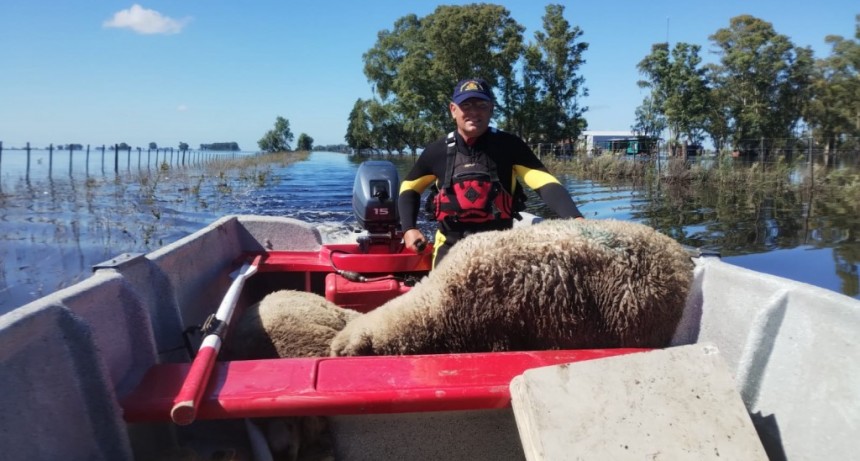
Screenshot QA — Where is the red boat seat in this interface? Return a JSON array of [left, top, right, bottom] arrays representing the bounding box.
[[121, 349, 648, 422]]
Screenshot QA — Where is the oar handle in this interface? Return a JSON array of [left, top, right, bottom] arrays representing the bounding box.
[[169, 258, 259, 425], [170, 336, 220, 425]]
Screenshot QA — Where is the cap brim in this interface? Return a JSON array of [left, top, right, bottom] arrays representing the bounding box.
[[453, 93, 493, 105]]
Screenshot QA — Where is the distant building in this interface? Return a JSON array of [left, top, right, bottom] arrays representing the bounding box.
[[579, 130, 659, 155]]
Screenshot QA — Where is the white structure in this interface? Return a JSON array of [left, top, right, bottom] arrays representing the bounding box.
[[579, 130, 636, 152]]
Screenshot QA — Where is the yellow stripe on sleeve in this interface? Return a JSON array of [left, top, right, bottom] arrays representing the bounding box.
[[399, 174, 437, 194], [513, 165, 562, 190]]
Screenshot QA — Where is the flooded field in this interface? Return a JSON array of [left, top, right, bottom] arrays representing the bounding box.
[[1, 150, 858, 315]]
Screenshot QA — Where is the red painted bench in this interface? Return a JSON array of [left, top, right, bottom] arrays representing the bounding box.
[[121, 349, 646, 422]]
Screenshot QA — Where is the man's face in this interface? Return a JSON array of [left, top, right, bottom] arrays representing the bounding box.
[[450, 98, 493, 139]]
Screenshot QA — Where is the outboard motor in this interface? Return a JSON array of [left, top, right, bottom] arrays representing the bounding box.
[[352, 160, 401, 251]]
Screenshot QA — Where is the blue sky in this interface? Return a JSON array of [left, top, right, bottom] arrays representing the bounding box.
[[1, 1, 856, 151]]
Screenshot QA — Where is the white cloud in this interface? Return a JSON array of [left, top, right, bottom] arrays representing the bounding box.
[[177, 104, 188, 112], [103, 4, 190, 35]]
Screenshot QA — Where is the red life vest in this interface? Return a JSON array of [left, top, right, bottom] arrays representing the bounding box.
[[432, 132, 517, 231]]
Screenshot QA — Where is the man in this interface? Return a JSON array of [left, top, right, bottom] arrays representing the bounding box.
[[399, 78, 584, 267]]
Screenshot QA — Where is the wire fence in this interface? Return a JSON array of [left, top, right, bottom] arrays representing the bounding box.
[[0, 142, 252, 181]]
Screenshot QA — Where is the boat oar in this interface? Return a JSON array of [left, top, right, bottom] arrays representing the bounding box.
[[170, 256, 260, 425]]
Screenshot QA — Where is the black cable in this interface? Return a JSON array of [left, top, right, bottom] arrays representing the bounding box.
[[328, 248, 407, 284]]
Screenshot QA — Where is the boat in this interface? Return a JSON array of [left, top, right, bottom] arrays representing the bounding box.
[[1, 160, 858, 460]]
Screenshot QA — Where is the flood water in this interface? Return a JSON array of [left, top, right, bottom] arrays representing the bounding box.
[[1, 150, 858, 315]]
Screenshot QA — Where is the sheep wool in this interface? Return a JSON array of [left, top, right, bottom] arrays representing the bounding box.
[[223, 289, 361, 360], [330, 219, 694, 356]]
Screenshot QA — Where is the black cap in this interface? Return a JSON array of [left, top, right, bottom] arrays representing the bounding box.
[[452, 78, 493, 105]]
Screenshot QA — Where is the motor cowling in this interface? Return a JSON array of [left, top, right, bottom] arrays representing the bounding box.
[[352, 160, 400, 236]]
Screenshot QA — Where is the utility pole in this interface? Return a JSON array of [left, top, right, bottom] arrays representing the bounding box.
[[666, 17, 670, 45]]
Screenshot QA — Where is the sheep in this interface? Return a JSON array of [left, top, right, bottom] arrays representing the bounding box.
[[226, 219, 694, 359], [329, 218, 694, 356], [222, 219, 693, 459], [223, 289, 361, 360], [220, 290, 349, 461]]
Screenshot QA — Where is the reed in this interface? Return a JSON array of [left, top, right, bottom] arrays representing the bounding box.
[[546, 153, 819, 196]]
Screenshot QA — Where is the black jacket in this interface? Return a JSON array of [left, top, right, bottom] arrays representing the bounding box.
[[398, 128, 583, 233]]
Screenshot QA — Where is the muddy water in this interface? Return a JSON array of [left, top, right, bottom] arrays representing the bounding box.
[[1, 151, 858, 314]]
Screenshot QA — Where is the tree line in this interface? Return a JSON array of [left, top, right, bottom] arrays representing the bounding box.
[[635, 14, 859, 157], [342, 4, 858, 157]]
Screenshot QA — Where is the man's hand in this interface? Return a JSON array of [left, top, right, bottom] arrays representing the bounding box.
[[403, 228, 427, 253]]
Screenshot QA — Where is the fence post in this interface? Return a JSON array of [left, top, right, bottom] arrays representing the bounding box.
[[101, 145, 105, 175], [68, 144, 73, 175], [26, 142, 31, 178], [0, 141, 3, 177], [126, 146, 131, 172], [49, 144, 54, 177], [86, 145, 90, 176], [114, 144, 119, 174], [137, 147, 141, 171]]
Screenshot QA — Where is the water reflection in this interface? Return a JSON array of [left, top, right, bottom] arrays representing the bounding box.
[[553, 163, 859, 299]]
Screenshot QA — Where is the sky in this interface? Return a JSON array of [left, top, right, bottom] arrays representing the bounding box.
[[0, 1, 856, 151]]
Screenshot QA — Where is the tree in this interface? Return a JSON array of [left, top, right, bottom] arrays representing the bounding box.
[[178, 142, 189, 151], [529, 4, 589, 144], [367, 101, 409, 154], [709, 15, 814, 155], [499, 43, 543, 142], [702, 77, 733, 153], [363, 4, 524, 134], [637, 42, 710, 150], [149, 142, 157, 150], [805, 15, 860, 152], [296, 133, 314, 151], [631, 95, 666, 139], [258, 116, 294, 153], [359, 5, 590, 150], [345, 99, 374, 154], [200, 142, 240, 151]]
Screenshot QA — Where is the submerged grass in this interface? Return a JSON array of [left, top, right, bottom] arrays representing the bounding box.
[[545, 153, 860, 255], [544, 152, 858, 205], [0, 150, 311, 252]]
